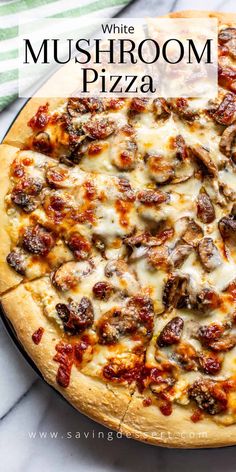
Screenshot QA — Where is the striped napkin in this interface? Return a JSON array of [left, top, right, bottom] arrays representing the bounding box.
[[0, 0, 131, 111]]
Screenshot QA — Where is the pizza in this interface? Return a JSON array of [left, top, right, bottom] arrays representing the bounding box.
[[1, 11, 236, 448]]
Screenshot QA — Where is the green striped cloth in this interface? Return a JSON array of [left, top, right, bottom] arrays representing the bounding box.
[[0, 0, 131, 111]]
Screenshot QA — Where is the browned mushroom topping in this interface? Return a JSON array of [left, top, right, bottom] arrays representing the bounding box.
[[118, 178, 136, 202], [218, 66, 236, 93], [129, 97, 149, 113], [198, 323, 236, 352], [198, 238, 221, 272], [104, 259, 130, 278], [153, 98, 171, 120], [22, 225, 55, 256], [219, 124, 236, 161], [175, 342, 198, 371], [11, 177, 43, 213], [162, 273, 188, 310], [146, 153, 174, 184], [67, 97, 104, 116], [211, 93, 236, 125], [218, 216, 236, 242], [198, 323, 224, 346], [97, 295, 154, 344], [46, 167, 69, 188], [92, 281, 113, 300], [170, 244, 192, 268], [181, 218, 204, 246], [137, 189, 169, 206], [174, 134, 188, 160], [197, 188, 215, 224], [169, 98, 198, 122], [113, 137, 137, 171], [148, 245, 169, 270], [195, 288, 221, 314], [6, 248, 27, 275], [188, 379, 228, 415], [82, 117, 116, 140], [32, 131, 52, 154], [218, 28, 236, 59], [157, 316, 184, 347], [67, 232, 91, 260], [56, 297, 94, 335], [51, 261, 91, 292], [190, 144, 217, 177], [198, 353, 222, 375]]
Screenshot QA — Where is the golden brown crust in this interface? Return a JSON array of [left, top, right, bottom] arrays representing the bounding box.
[[2, 10, 236, 448], [1, 279, 132, 431], [0, 145, 23, 293], [120, 391, 236, 448], [3, 98, 65, 149]]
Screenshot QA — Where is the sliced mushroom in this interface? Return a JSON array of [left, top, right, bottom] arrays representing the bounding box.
[[190, 145, 218, 177], [219, 216, 236, 242], [218, 28, 236, 59], [169, 243, 192, 268], [145, 153, 174, 184], [104, 259, 140, 295], [198, 238, 222, 272], [6, 248, 27, 275], [188, 379, 228, 415], [32, 131, 52, 154], [157, 316, 184, 347], [211, 93, 236, 125], [153, 98, 171, 120], [219, 124, 236, 161], [51, 260, 92, 291], [56, 297, 94, 335], [197, 188, 215, 224], [162, 273, 189, 310], [181, 218, 204, 247], [82, 117, 116, 140]]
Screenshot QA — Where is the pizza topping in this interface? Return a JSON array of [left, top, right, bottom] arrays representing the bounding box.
[[137, 189, 169, 206], [56, 297, 94, 335], [218, 28, 236, 59], [219, 215, 236, 242], [169, 98, 198, 122], [190, 145, 217, 177], [211, 93, 236, 125], [32, 132, 52, 154], [219, 123, 236, 160], [22, 225, 55, 256], [218, 66, 236, 92], [92, 281, 113, 300], [162, 274, 188, 310], [98, 296, 154, 344], [46, 167, 69, 188], [28, 103, 49, 130], [104, 259, 139, 295], [194, 288, 221, 314], [67, 232, 91, 260], [188, 379, 228, 415], [6, 248, 27, 275], [157, 316, 184, 347], [198, 238, 222, 272], [129, 97, 149, 113], [198, 323, 236, 352], [197, 188, 215, 224], [32, 327, 44, 345], [82, 117, 116, 140], [146, 153, 174, 184], [148, 245, 169, 270], [153, 98, 171, 120], [198, 353, 222, 375], [181, 218, 204, 246], [67, 97, 104, 116], [54, 342, 74, 388], [11, 177, 43, 213], [170, 244, 192, 268]]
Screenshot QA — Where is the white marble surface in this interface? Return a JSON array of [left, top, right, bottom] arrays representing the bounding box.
[[1, 1, 236, 471]]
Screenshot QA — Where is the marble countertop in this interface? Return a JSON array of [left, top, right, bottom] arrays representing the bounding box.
[[1, 1, 236, 471]]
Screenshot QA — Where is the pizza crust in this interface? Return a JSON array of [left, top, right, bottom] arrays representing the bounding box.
[[3, 98, 65, 149], [2, 10, 236, 448], [1, 280, 133, 431], [0, 144, 23, 293]]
